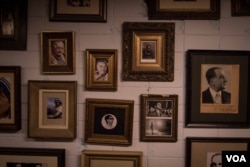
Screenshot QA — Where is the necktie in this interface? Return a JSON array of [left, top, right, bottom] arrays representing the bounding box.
[[215, 93, 221, 104]]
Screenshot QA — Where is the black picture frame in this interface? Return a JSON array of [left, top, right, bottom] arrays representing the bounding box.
[[185, 50, 250, 128], [231, 0, 250, 16], [0, 0, 27, 50]]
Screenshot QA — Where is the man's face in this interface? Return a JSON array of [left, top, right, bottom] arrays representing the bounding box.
[[106, 117, 114, 125], [53, 41, 65, 56], [0, 90, 10, 116], [96, 61, 107, 75], [211, 69, 227, 91]]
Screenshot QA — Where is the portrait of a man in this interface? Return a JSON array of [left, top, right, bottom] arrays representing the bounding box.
[[141, 41, 156, 60], [49, 40, 67, 65], [94, 58, 109, 81], [47, 98, 63, 119]]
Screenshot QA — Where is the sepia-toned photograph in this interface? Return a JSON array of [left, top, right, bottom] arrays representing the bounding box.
[[141, 41, 156, 62], [49, 40, 67, 66]]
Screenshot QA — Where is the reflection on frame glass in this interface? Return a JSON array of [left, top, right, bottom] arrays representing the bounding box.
[[28, 81, 77, 139], [140, 94, 178, 142], [0, 66, 21, 132]]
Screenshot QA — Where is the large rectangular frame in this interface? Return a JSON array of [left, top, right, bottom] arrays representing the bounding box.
[[122, 22, 175, 81], [186, 137, 250, 167], [231, 0, 250, 16], [0, 147, 65, 167], [81, 150, 143, 167], [50, 0, 107, 22], [28, 81, 77, 139], [0, 0, 27, 50], [146, 0, 220, 20], [186, 50, 250, 128], [85, 98, 134, 146], [0, 66, 21, 132], [85, 49, 118, 91], [140, 94, 178, 142], [41, 31, 75, 74]]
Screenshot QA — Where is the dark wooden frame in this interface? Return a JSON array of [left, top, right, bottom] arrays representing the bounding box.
[[146, 0, 220, 20], [0, 66, 21, 132], [85, 98, 134, 146], [50, 0, 107, 22], [0, 147, 65, 167], [140, 94, 178, 142], [28, 81, 77, 139], [122, 22, 175, 81], [186, 137, 250, 167], [231, 0, 250, 16], [0, 0, 27, 50], [85, 49, 118, 91], [186, 50, 250, 128], [41, 31, 75, 74]]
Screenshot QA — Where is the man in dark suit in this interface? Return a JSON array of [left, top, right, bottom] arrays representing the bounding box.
[[202, 67, 231, 104]]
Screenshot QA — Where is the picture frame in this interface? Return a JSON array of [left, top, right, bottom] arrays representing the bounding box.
[[0, 147, 65, 167], [81, 150, 143, 167], [85, 49, 118, 91], [0, 66, 21, 132], [85, 98, 134, 146], [186, 137, 250, 167], [231, 0, 250, 16], [28, 81, 77, 139], [122, 22, 175, 81], [185, 50, 250, 128], [146, 0, 220, 20], [41, 31, 75, 74], [50, 0, 107, 22], [0, 0, 27, 50], [140, 94, 178, 142]]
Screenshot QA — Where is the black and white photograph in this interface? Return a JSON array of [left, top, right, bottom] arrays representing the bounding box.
[[141, 41, 156, 62]]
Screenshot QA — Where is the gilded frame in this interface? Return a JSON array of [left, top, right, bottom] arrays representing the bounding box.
[[0, 66, 21, 132], [0, 147, 65, 167], [140, 94, 178, 142], [122, 22, 175, 81], [85, 98, 134, 146], [186, 50, 250, 128], [28, 81, 77, 139], [41, 31, 75, 74], [231, 0, 250, 16], [146, 0, 220, 20], [0, 0, 27, 50], [186, 137, 250, 167], [50, 0, 107, 22], [85, 49, 118, 91], [81, 150, 143, 167]]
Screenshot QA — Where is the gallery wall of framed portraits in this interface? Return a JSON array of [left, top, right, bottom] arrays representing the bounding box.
[[0, 0, 250, 167]]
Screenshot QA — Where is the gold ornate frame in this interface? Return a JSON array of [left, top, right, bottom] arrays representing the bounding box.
[[85, 49, 117, 91], [122, 22, 175, 81]]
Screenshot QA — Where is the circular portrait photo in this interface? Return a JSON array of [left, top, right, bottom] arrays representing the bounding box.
[[101, 114, 117, 130]]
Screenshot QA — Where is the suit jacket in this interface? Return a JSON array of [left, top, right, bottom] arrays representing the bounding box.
[[202, 88, 231, 104]]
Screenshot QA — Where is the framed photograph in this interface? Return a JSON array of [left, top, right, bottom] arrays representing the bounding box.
[[122, 22, 175, 81], [0, 147, 65, 167], [50, 0, 107, 22], [28, 81, 77, 139], [81, 150, 143, 167], [85, 49, 118, 91], [186, 50, 250, 128], [0, 66, 21, 132], [146, 0, 220, 20], [85, 98, 134, 146], [0, 0, 27, 50], [231, 0, 250, 16], [140, 94, 178, 142], [41, 31, 75, 74], [186, 137, 250, 167]]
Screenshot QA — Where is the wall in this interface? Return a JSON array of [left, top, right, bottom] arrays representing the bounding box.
[[0, 0, 250, 167]]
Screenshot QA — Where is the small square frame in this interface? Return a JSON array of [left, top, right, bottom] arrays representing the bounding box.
[[28, 81, 77, 139], [0, 0, 27, 50], [231, 0, 250, 16], [122, 22, 175, 81], [186, 50, 250, 128], [140, 94, 178, 142], [81, 150, 143, 167], [85, 98, 134, 146], [85, 49, 118, 91], [41, 31, 75, 74], [0, 147, 65, 167], [186, 137, 250, 167], [0, 66, 21, 132], [146, 0, 220, 20]]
